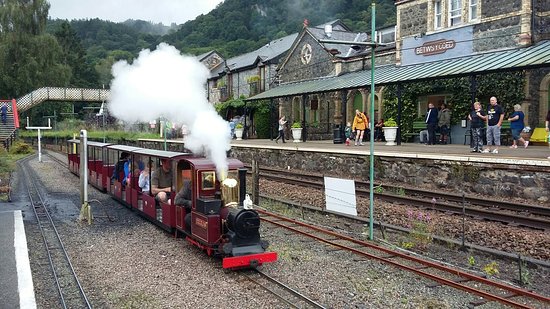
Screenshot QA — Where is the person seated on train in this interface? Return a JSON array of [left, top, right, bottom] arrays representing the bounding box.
[[151, 158, 173, 203], [174, 178, 192, 209], [111, 152, 130, 184], [138, 160, 154, 193]]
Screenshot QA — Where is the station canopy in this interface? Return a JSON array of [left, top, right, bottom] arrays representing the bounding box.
[[247, 40, 550, 101]]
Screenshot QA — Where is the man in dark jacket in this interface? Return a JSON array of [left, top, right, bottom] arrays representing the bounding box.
[[1, 102, 7, 124], [425, 102, 439, 145]]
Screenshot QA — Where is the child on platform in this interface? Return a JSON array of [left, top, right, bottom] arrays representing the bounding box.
[[344, 122, 353, 146]]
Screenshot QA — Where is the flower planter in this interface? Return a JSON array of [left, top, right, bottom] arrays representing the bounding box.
[[291, 128, 302, 142], [383, 127, 398, 146], [235, 128, 244, 140]]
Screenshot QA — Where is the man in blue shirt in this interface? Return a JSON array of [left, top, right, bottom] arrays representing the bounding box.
[[425, 103, 438, 145]]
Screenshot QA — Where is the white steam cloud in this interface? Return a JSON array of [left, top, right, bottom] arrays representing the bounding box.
[[108, 43, 231, 177]]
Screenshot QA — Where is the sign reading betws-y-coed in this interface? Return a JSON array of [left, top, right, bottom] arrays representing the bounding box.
[[415, 39, 456, 56]]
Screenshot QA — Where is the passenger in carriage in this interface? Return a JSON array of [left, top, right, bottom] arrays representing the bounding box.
[[138, 160, 154, 192], [111, 152, 130, 184], [151, 158, 173, 202]]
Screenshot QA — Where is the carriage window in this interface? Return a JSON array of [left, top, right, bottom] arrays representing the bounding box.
[[201, 171, 215, 190]]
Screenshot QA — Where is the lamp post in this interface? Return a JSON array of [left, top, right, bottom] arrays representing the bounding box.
[[319, 1, 381, 240]]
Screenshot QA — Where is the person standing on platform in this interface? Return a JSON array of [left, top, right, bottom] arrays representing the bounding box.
[[344, 122, 353, 146], [438, 103, 451, 144], [468, 102, 487, 153], [352, 109, 368, 146], [425, 102, 438, 145], [508, 104, 528, 149], [482, 96, 504, 154], [275, 115, 287, 143], [1, 102, 7, 124]]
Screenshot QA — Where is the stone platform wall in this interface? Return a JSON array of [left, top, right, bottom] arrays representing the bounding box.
[[231, 146, 550, 204]]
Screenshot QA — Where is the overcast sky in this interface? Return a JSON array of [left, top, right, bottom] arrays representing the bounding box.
[[47, 0, 225, 25]]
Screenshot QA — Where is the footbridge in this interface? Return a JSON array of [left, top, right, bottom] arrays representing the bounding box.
[[16, 87, 110, 112]]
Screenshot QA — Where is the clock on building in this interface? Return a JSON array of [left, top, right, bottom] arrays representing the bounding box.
[[300, 44, 312, 64]]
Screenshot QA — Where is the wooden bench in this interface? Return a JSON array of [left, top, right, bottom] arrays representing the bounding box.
[[403, 121, 452, 143], [402, 121, 426, 142]]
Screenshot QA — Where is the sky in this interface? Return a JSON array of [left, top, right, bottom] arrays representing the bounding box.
[[47, 0, 225, 25]]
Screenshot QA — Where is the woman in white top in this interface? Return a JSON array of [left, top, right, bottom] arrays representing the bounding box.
[[275, 116, 287, 143], [138, 161, 154, 192]]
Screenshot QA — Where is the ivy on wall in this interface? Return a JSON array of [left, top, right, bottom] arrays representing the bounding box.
[[382, 71, 525, 133]]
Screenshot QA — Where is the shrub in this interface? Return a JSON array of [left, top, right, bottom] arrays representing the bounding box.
[[235, 123, 243, 129], [385, 118, 397, 127], [291, 122, 302, 128], [9, 141, 33, 155]]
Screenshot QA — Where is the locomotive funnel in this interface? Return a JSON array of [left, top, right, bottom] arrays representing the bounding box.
[[221, 178, 239, 207]]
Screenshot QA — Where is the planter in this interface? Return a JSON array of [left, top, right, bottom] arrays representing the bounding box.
[[291, 128, 302, 142], [235, 128, 244, 140], [383, 127, 398, 145]]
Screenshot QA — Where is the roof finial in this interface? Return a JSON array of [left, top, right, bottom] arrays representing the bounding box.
[[303, 19, 309, 28]]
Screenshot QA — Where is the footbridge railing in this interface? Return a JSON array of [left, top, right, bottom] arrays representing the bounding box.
[[16, 87, 110, 112]]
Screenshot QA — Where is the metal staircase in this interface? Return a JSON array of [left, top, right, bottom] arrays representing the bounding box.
[[16, 87, 110, 112]]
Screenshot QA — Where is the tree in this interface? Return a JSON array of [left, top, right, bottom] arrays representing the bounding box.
[[54, 21, 99, 87], [0, 0, 71, 98]]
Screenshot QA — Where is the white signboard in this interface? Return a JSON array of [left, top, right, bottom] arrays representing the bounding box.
[[324, 177, 357, 216]]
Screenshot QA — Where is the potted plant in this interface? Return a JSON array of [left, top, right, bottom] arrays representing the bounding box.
[[291, 121, 302, 142], [235, 123, 244, 140], [383, 118, 398, 146]]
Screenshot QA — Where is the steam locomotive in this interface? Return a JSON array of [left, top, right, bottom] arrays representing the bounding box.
[[67, 139, 277, 269]]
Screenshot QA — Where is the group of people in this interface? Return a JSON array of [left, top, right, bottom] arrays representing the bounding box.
[[420, 102, 451, 145], [111, 154, 192, 207], [468, 96, 528, 154]]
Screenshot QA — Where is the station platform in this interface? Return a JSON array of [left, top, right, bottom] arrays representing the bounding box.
[[230, 139, 550, 167], [0, 210, 36, 309], [137, 137, 550, 167]]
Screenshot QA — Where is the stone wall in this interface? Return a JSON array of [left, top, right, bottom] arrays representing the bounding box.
[[473, 16, 521, 52], [279, 34, 334, 83], [481, 0, 522, 18], [398, 2, 428, 38], [535, 0, 550, 41], [230, 146, 550, 203], [527, 67, 550, 125]]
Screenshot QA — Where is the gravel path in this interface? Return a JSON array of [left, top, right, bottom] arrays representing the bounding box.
[[15, 152, 549, 308]]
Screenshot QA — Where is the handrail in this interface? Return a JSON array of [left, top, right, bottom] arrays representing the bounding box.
[[11, 98, 19, 128]]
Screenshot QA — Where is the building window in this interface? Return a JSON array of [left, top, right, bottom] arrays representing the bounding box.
[[377, 26, 396, 44], [449, 0, 462, 26], [469, 0, 478, 21], [434, 0, 442, 29]]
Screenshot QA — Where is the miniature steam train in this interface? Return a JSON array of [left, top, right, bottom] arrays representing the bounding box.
[[66, 139, 277, 269]]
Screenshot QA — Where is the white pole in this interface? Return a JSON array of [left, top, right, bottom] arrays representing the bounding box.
[[37, 129, 42, 162]]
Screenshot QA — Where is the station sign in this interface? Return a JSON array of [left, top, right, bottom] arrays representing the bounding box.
[[415, 39, 456, 56]]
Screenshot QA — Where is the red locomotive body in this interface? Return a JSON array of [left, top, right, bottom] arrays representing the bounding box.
[[66, 140, 277, 269]]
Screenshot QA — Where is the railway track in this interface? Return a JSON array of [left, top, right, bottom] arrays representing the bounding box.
[[249, 166, 550, 230], [258, 208, 550, 309], [242, 269, 326, 308], [19, 155, 92, 309]]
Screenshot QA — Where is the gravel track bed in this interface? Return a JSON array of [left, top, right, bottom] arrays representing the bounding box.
[[259, 177, 550, 299], [17, 152, 548, 308]]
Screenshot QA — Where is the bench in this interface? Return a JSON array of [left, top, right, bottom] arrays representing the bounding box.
[[464, 121, 510, 146], [402, 121, 426, 142], [403, 121, 452, 144]]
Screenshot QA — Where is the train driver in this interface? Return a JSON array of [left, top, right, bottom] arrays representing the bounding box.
[[151, 158, 173, 203], [174, 178, 192, 209]]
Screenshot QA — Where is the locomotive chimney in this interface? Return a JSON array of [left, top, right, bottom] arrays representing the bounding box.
[[221, 178, 239, 207]]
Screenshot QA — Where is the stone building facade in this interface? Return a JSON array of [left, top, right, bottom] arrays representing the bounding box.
[[395, 0, 550, 127]]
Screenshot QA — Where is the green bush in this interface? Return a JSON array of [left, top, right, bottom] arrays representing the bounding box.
[[9, 141, 33, 154], [253, 109, 271, 138], [291, 122, 302, 128]]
